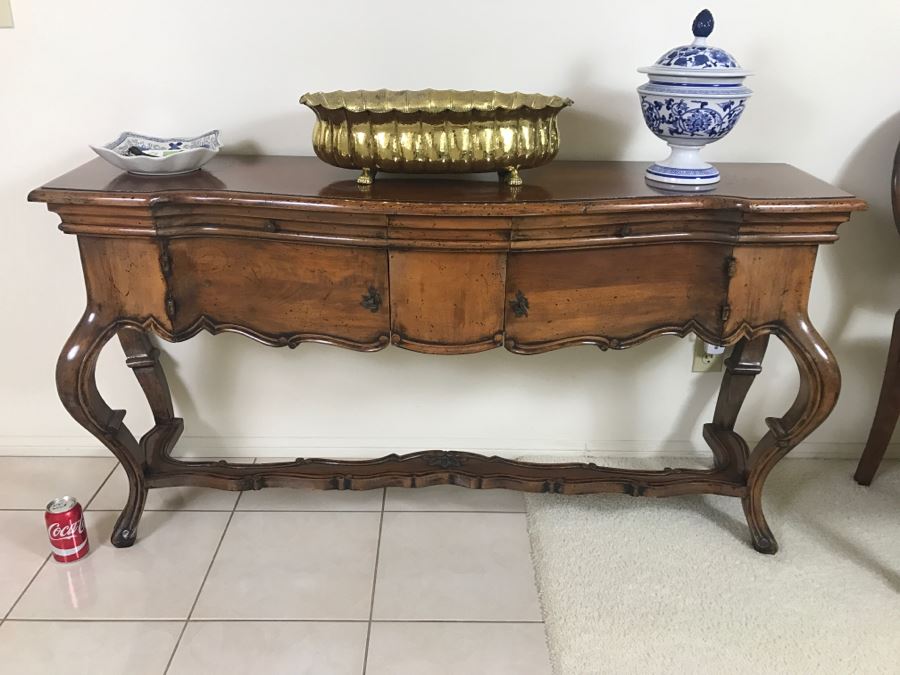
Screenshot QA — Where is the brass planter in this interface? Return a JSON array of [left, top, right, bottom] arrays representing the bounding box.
[[300, 89, 573, 185]]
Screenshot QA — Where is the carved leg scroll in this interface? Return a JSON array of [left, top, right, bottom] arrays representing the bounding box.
[[742, 316, 840, 554], [57, 312, 147, 547], [704, 334, 770, 474]]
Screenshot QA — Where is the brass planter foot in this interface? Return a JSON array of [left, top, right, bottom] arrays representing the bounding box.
[[357, 168, 377, 186], [501, 167, 523, 186]]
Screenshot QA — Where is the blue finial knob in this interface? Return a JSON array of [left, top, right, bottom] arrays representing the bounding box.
[[692, 9, 714, 38]]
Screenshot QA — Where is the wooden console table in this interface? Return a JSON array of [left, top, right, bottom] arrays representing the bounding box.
[[29, 157, 865, 554]]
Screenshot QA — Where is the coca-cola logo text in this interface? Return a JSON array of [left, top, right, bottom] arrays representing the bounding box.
[[47, 519, 85, 541]]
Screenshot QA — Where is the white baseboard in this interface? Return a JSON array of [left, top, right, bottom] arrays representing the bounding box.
[[0, 435, 896, 460]]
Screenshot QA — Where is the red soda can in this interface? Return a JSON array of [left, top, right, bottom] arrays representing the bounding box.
[[45, 496, 89, 563]]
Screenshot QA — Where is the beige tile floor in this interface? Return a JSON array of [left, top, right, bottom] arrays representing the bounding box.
[[0, 456, 552, 675]]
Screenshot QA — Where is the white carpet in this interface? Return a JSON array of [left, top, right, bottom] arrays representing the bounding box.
[[524, 458, 900, 674]]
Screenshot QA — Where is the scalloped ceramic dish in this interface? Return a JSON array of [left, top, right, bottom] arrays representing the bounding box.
[[300, 89, 573, 185], [90, 130, 221, 176]]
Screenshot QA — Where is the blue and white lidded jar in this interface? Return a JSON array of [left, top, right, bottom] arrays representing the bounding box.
[[637, 9, 752, 186]]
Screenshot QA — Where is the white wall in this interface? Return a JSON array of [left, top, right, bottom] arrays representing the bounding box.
[[1, 1, 898, 460]]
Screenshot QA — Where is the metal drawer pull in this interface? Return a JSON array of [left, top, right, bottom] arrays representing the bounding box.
[[509, 290, 529, 318], [361, 286, 382, 312]]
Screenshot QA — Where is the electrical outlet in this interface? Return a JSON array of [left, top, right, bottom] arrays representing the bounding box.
[[692, 339, 726, 373], [0, 0, 13, 28]]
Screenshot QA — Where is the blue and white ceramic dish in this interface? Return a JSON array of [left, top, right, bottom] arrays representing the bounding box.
[[90, 130, 221, 175], [637, 10, 751, 186]]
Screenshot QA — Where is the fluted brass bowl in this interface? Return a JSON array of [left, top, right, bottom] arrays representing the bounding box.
[[300, 89, 573, 185]]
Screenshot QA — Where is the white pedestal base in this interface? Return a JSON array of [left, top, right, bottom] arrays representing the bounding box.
[[645, 144, 720, 185]]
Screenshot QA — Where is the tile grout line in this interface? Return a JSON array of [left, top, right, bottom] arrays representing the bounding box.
[[0, 455, 122, 459], [2, 460, 529, 633], [361, 488, 387, 675], [1, 555, 50, 627], [165, 455, 255, 668], [1, 459, 119, 628], [162, 478, 244, 674], [3, 508, 524, 514], [46, 509, 525, 514], [83, 461, 120, 511], [2, 617, 545, 624]]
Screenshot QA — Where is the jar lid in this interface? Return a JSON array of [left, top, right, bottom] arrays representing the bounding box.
[[638, 10, 750, 78]]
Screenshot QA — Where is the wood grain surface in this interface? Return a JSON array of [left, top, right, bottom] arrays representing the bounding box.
[[30, 157, 866, 553]]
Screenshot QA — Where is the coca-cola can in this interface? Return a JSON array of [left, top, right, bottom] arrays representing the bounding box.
[[45, 496, 89, 563]]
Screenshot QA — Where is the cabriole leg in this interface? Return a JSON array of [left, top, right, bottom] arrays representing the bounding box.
[[742, 316, 840, 554], [57, 312, 147, 547]]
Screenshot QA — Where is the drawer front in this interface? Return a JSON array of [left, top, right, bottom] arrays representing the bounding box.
[[390, 251, 507, 353], [169, 239, 389, 348], [505, 244, 730, 350]]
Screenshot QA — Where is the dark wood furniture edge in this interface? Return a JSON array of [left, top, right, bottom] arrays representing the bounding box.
[[27, 185, 867, 215], [39, 160, 861, 554], [854, 310, 900, 484], [854, 140, 900, 484]]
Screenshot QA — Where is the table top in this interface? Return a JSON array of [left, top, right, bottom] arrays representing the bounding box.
[[30, 157, 865, 217]]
